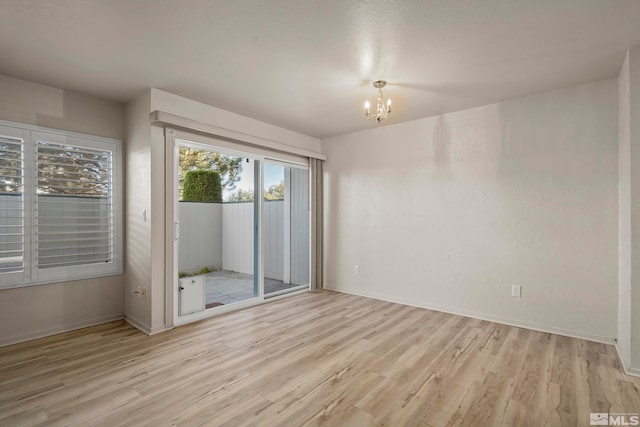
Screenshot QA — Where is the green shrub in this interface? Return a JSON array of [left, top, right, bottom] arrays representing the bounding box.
[[183, 170, 222, 202], [199, 266, 212, 275]]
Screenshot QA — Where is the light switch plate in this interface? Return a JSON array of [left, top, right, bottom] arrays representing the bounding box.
[[511, 285, 521, 297]]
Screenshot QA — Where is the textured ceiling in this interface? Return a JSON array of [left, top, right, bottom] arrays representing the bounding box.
[[1, 0, 639, 138]]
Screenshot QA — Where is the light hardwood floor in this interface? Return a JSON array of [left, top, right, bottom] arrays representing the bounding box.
[[1, 290, 639, 427]]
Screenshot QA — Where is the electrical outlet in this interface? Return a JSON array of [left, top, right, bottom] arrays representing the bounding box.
[[134, 286, 147, 298], [511, 285, 521, 298], [354, 265, 360, 274]]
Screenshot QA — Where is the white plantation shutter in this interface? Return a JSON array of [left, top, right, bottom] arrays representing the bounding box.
[[32, 131, 119, 282], [0, 126, 27, 283], [35, 136, 113, 270], [0, 122, 121, 288]]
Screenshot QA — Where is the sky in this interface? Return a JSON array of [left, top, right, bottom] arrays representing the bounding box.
[[221, 159, 284, 200]]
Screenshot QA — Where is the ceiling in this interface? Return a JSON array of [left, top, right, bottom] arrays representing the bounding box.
[[1, 0, 639, 139]]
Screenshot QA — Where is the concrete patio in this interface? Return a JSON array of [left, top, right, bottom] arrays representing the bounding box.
[[204, 270, 303, 306]]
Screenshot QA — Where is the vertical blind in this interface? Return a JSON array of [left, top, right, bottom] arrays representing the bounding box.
[[0, 134, 25, 274]]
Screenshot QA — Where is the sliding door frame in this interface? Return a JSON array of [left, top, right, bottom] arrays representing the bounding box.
[[262, 158, 311, 298], [164, 128, 310, 327]]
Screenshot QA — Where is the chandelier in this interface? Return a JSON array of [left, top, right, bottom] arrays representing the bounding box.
[[364, 80, 392, 124]]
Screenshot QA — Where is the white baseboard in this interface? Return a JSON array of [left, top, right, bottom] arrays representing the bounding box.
[[0, 314, 124, 348], [124, 314, 152, 335], [324, 286, 616, 346], [150, 324, 171, 335], [124, 314, 172, 336], [615, 343, 640, 378]]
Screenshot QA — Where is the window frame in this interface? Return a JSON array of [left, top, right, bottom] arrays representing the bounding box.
[[0, 120, 122, 289]]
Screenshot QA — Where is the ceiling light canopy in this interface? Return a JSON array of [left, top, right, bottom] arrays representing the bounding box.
[[364, 80, 392, 124]]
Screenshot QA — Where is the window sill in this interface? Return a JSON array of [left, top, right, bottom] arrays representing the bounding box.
[[0, 268, 123, 291]]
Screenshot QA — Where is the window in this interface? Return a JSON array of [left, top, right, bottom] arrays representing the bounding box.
[[0, 122, 121, 288]]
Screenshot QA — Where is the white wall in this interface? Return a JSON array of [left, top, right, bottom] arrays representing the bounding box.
[[0, 74, 123, 139], [124, 89, 153, 332], [618, 51, 632, 369], [0, 74, 124, 346], [150, 124, 166, 331], [631, 47, 640, 372], [323, 79, 619, 343], [622, 47, 640, 372]]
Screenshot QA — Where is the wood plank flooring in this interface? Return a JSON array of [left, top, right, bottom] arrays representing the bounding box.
[[0, 290, 639, 426]]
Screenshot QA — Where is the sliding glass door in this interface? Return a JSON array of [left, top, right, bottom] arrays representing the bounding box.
[[172, 136, 310, 323]]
